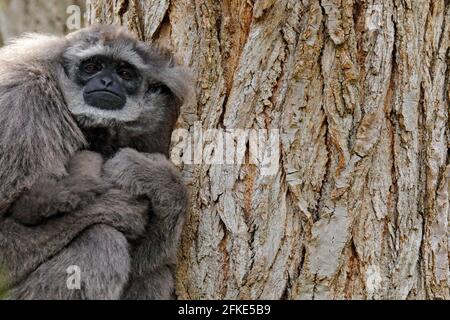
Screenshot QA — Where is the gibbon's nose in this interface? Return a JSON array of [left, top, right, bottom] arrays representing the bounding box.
[[101, 76, 113, 87]]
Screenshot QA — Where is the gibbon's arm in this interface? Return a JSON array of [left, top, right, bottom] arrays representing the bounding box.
[[8, 174, 108, 226], [9, 151, 110, 226], [0, 49, 86, 216], [104, 148, 188, 271], [0, 189, 148, 290]]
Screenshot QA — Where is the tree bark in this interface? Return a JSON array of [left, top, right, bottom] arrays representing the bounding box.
[[87, 0, 450, 299]]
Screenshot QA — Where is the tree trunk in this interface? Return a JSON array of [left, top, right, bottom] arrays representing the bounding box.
[[87, 0, 450, 299]]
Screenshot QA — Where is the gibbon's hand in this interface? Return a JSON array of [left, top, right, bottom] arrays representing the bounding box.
[[103, 148, 188, 213]]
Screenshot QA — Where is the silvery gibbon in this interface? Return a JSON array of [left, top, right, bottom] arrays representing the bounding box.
[[0, 24, 191, 299]]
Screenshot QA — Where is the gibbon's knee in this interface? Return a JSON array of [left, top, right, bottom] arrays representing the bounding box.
[[9, 225, 131, 300]]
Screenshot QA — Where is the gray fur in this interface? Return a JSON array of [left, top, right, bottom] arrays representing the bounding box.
[[0, 25, 190, 299], [9, 152, 109, 226], [104, 149, 188, 299]]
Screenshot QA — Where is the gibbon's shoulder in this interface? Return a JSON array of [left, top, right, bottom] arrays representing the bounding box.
[[0, 33, 68, 92], [0, 33, 84, 216], [0, 33, 67, 65]]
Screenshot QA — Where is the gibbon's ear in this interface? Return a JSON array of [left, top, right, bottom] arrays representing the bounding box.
[[157, 65, 194, 106], [0, 60, 86, 215]]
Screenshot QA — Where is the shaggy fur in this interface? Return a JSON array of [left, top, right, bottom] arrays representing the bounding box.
[[0, 25, 190, 300]]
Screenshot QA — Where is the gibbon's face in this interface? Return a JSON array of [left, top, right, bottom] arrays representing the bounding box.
[[77, 55, 141, 111], [58, 25, 190, 155]]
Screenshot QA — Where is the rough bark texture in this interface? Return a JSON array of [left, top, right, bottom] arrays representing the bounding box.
[[0, 0, 84, 40], [88, 0, 450, 300]]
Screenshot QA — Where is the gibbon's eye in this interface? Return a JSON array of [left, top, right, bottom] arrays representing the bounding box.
[[117, 68, 133, 80], [82, 60, 102, 74], [116, 63, 137, 81]]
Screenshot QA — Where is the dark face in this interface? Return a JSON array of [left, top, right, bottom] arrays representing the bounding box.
[[77, 55, 141, 110]]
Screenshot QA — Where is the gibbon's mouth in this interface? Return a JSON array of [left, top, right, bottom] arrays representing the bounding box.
[[85, 89, 121, 97], [84, 90, 127, 110]]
